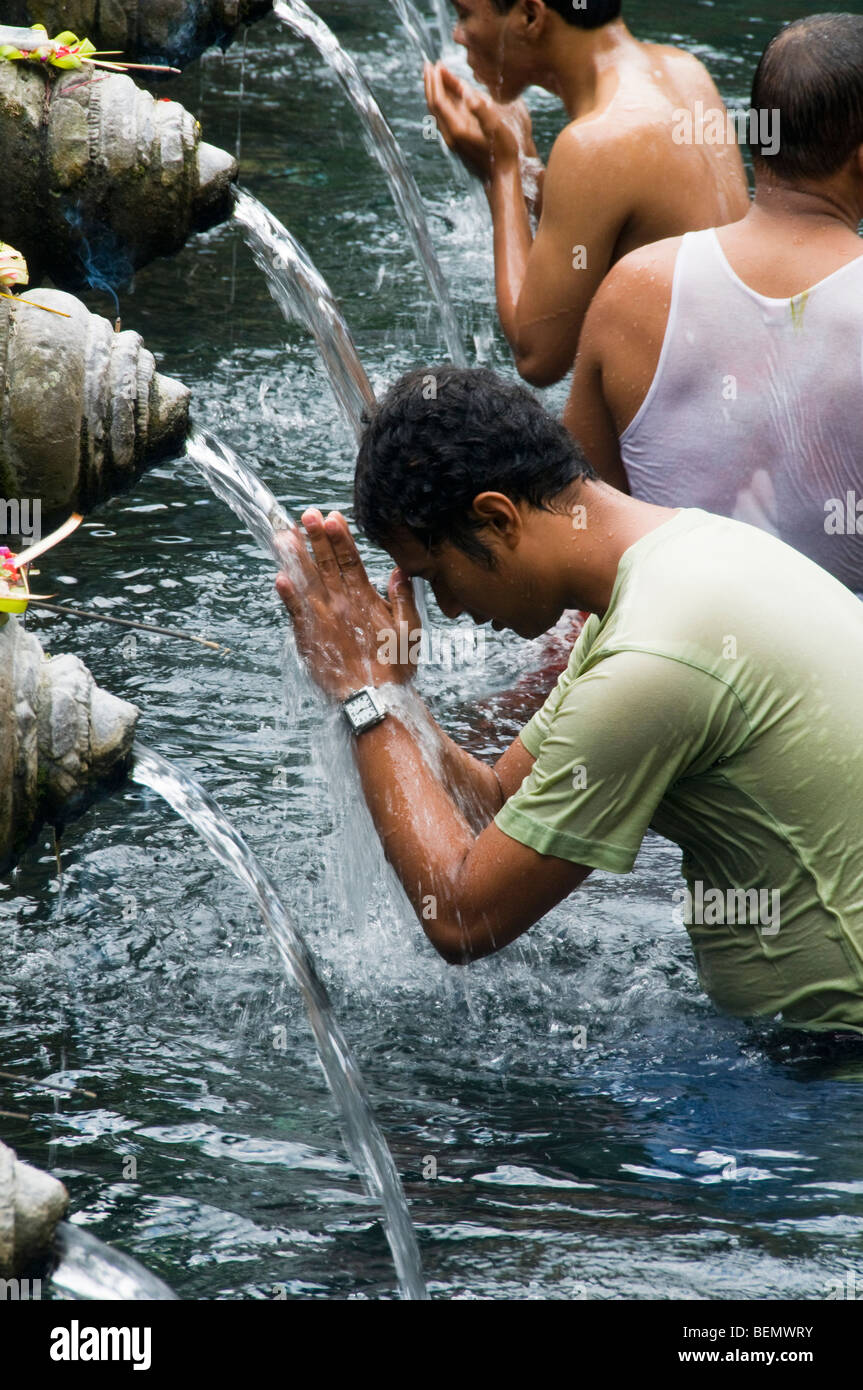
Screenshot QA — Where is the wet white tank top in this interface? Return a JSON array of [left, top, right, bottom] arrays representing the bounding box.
[[620, 229, 863, 595]]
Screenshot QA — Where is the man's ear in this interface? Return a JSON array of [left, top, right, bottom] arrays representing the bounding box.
[[518, 0, 550, 38], [470, 492, 524, 548]]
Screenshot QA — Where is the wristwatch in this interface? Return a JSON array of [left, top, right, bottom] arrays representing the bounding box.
[[341, 685, 387, 735]]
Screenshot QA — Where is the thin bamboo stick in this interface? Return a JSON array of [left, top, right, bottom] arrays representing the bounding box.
[[0, 1069, 97, 1100], [29, 600, 231, 654]]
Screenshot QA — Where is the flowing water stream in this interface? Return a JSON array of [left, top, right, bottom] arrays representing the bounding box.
[[185, 426, 295, 561], [181, 424, 438, 1298], [234, 187, 375, 440], [428, 0, 454, 53], [226, 201, 434, 623], [50, 1222, 179, 1301], [130, 744, 427, 1300], [272, 0, 466, 366], [388, 0, 436, 64]]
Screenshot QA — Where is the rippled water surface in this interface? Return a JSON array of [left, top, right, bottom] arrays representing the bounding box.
[[2, 0, 862, 1301]]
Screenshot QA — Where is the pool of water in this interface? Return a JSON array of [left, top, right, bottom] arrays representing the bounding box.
[[2, 0, 862, 1301]]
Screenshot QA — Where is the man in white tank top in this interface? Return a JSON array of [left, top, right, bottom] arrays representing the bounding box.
[[564, 14, 863, 596]]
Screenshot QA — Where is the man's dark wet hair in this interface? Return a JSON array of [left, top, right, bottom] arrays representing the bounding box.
[[354, 366, 596, 567], [491, 0, 622, 28], [750, 13, 863, 180]]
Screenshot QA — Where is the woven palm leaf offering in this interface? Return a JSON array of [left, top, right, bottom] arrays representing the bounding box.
[[0, 23, 180, 74], [0, 549, 29, 616], [0, 514, 82, 620], [0, 242, 27, 288], [0, 242, 70, 317]]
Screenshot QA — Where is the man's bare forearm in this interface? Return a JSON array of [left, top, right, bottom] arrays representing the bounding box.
[[380, 685, 502, 832], [346, 692, 561, 965], [486, 162, 535, 354], [522, 158, 545, 222], [349, 695, 486, 954]]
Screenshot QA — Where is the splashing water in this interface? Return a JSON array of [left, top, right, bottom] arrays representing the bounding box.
[[233, 188, 376, 441], [232, 190, 429, 618], [429, 0, 454, 51], [273, 0, 466, 366], [50, 1222, 178, 1301], [130, 744, 428, 1301], [387, 0, 487, 218], [387, 0, 436, 62], [184, 426, 295, 566], [152, 431, 430, 1298]]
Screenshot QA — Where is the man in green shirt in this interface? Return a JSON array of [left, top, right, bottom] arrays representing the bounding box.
[[275, 367, 863, 1035]]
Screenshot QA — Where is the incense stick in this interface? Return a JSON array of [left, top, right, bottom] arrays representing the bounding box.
[[29, 600, 231, 653], [99, 61, 183, 74], [0, 291, 71, 318]]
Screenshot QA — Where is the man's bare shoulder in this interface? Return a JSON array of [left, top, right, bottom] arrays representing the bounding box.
[[593, 237, 682, 314], [583, 237, 682, 353], [548, 107, 633, 163], [544, 48, 709, 177], [641, 40, 726, 96], [642, 41, 710, 69], [544, 113, 640, 202]]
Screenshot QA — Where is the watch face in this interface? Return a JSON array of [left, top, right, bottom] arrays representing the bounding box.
[[344, 688, 384, 732]]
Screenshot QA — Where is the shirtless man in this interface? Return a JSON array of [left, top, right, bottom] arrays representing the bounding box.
[[564, 14, 863, 595], [424, 0, 748, 386]]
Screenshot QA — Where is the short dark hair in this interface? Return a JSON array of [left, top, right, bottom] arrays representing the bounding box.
[[491, 0, 622, 27], [751, 13, 863, 180], [354, 366, 595, 566]]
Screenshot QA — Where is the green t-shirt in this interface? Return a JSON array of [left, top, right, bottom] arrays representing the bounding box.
[[495, 509, 863, 1033]]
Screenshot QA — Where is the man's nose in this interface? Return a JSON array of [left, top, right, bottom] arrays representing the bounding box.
[[432, 583, 463, 620]]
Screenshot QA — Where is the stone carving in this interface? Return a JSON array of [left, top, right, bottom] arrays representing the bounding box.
[[0, 615, 139, 872], [0, 59, 237, 288], [0, 1139, 69, 1277], [1, 290, 189, 515]]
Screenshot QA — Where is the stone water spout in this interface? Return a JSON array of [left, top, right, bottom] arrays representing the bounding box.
[[0, 615, 139, 873], [0, 59, 237, 289], [0, 3, 273, 67], [0, 1140, 177, 1296], [0, 1139, 68, 1278], [0, 291, 189, 515]]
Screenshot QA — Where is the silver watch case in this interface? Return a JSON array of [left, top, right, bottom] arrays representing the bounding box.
[[342, 686, 387, 735]]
